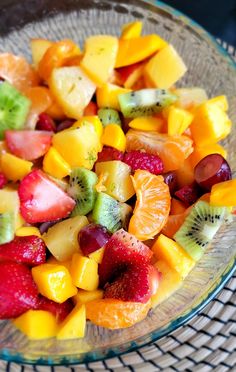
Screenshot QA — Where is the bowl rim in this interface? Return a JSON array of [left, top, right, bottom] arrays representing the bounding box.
[[0, 0, 236, 366]]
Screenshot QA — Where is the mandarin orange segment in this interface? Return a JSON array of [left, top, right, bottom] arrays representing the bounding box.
[[128, 170, 171, 241], [161, 207, 191, 238], [24, 86, 53, 129], [86, 298, 151, 329], [0, 53, 39, 92]]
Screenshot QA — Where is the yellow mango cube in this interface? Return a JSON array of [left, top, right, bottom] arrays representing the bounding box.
[[144, 44, 187, 89], [16, 226, 41, 237], [81, 35, 118, 86], [121, 21, 143, 39], [151, 260, 183, 307], [128, 116, 164, 131], [47, 256, 71, 271], [1, 153, 33, 182], [88, 247, 105, 264], [72, 116, 103, 138], [96, 83, 131, 111], [115, 34, 167, 68], [73, 289, 103, 305], [43, 147, 71, 179], [152, 234, 195, 279], [210, 180, 236, 206], [207, 95, 228, 111], [167, 106, 193, 135], [14, 310, 57, 339], [32, 264, 77, 303], [101, 124, 126, 152], [189, 143, 227, 168], [57, 304, 86, 340], [70, 254, 99, 291]]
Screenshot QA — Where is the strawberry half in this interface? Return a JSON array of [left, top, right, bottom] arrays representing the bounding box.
[[18, 169, 76, 223], [36, 295, 74, 323], [0, 236, 46, 266], [97, 146, 124, 162], [0, 261, 38, 319], [5, 130, 53, 160]]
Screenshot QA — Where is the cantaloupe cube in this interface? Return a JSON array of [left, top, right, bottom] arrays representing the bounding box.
[[30, 38, 53, 68], [96, 83, 131, 111], [121, 21, 143, 39], [144, 44, 187, 89], [210, 180, 236, 206], [70, 254, 99, 291], [16, 226, 41, 237], [152, 234, 195, 279], [1, 153, 33, 181], [43, 147, 71, 179], [57, 304, 86, 340], [167, 106, 193, 135], [14, 310, 57, 339], [151, 260, 182, 307], [88, 247, 105, 264], [73, 289, 103, 305], [189, 143, 227, 168]]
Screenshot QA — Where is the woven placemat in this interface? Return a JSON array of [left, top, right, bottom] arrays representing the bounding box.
[[0, 41, 235, 372]]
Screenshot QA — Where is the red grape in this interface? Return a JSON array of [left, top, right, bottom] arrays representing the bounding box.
[[194, 153, 232, 191], [78, 223, 111, 256], [175, 183, 199, 206], [56, 119, 75, 132], [163, 172, 177, 196]]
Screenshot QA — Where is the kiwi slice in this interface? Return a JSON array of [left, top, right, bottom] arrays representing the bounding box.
[[174, 201, 228, 261], [0, 82, 31, 139], [118, 88, 177, 118], [67, 167, 98, 216], [92, 192, 121, 233], [98, 108, 121, 127], [0, 211, 14, 244]]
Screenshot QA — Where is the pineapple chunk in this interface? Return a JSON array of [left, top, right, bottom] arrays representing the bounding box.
[[174, 87, 208, 109], [121, 21, 143, 39], [81, 35, 119, 86], [1, 153, 33, 181], [43, 215, 88, 261], [14, 310, 57, 339], [95, 161, 135, 202], [207, 95, 228, 111], [72, 116, 103, 139], [30, 38, 53, 68], [49, 66, 96, 119], [70, 254, 99, 291], [144, 44, 187, 89], [73, 289, 104, 305], [57, 304, 86, 340], [96, 83, 131, 110]]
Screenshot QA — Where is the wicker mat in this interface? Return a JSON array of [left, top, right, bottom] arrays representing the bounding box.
[[0, 42, 235, 372]]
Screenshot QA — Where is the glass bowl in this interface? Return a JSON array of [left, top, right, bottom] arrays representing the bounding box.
[[0, 0, 236, 366]]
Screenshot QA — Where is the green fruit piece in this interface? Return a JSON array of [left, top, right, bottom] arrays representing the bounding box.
[[0, 82, 31, 139], [92, 192, 122, 233], [98, 108, 121, 127], [0, 211, 14, 244]]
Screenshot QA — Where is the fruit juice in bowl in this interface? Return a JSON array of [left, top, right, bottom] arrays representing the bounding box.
[[0, 0, 236, 365]]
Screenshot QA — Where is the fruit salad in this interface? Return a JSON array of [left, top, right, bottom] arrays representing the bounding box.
[[0, 21, 235, 340]]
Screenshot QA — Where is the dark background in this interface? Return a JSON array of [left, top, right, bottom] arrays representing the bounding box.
[[164, 0, 236, 47]]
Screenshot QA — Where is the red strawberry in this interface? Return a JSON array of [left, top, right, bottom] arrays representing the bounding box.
[[36, 295, 74, 322], [83, 101, 98, 116], [104, 262, 160, 303], [18, 169, 76, 223], [0, 261, 38, 319], [99, 229, 153, 286], [36, 113, 56, 132], [175, 183, 200, 206], [0, 172, 7, 188], [0, 236, 46, 266], [123, 151, 164, 175], [5, 130, 53, 161], [97, 146, 124, 163]]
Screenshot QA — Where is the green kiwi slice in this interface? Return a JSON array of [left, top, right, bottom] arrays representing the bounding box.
[[118, 88, 177, 118], [98, 108, 121, 127], [92, 192, 120, 233], [0, 82, 31, 139], [67, 167, 98, 216], [174, 201, 228, 261], [0, 211, 14, 244]]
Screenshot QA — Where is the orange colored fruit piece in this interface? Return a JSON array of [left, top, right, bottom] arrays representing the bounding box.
[[189, 143, 227, 168], [126, 129, 193, 172], [170, 198, 186, 215], [128, 170, 171, 241], [24, 87, 53, 129], [175, 157, 195, 188], [86, 298, 151, 329], [0, 53, 39, 92], [38, 39, 80, 81], [161, 207, 191, 238]]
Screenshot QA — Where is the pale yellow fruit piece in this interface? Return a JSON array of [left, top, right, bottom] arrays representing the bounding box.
[[70, 254, 99, 291], [0, 187, 24, 230], [174, 87, 208, 109], [129, 116, 163, 131], [167, 106, 193, 135], [88, 247, 105, 264], [73, 289, 104, 305], [47, 256, 71, 271], [96, 83, 131, 111], [57, 304, 86, 340], [30, 38, 53, 68], [121, 21, 143, 39], [16, 226, 41, 237], [14, 310, 57, 339]]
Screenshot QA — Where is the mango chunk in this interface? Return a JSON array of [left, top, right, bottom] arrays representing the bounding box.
[[16, 226, 41, 237], [96, 83, 131, 111], [1, 153, 33, 181], [70, 254, 99, 291], [43, 147, 71, 179], [88, 247, 105, 264], [47, 256, 71, 271], [14, 310, 57, 339], [101, 124, 126, 152], [152, 234, 195, 279], [144, 44, 187, 89], [121, 21, 143, 39], [189, 143, 227, 168], [210, 180, 236, 206], [115, 34, 167, 68], [81, 35, 118, 86], [207, 95, 228, 111], [151, 260, 182, 307], [73, 289, 104, 305], [167, 106, 193, 135], [72, 116, 103, 138], [57, 304, 86, 340], [32, 264, 77, 303], [129, 116, 164, 131]]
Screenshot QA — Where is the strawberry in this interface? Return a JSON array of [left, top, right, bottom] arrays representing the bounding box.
[[0, 261, 38, 319], [123, 151, 164, 175], [97, 146, 124, 163], [0, 236, 46, 266], [0, 172, 7, 189], [99, 229, 153, 286], [104, 262, 160, 303], [18, 169, 76, 223], [36, 113, 56, 132], [5, 130, 53, 161], [83, 101, 98, 116], [175, 183, 200, 206], [36, 295, 74, 322]]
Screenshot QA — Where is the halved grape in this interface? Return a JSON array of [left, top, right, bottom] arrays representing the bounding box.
[[163, 172, 177, 196], [78, 223, 111, 256]]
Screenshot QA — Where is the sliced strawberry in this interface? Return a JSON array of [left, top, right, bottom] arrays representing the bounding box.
[[0, 236, 46, 266], [83, 101, 98, 116], [0, 172, 7, 189], [36, 295, 74, 322], [0, 261, 38, 319], [99, 229, 153, 286], [104, 262, 160, 303], [18, 169, 76, 223], [123, 150, 164, 175], [97, 146, 124, 162], [5, 130, 53, 160]]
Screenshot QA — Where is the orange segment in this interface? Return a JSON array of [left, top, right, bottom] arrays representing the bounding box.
[[126, 129, 193, 172], [24, 87, 53, 129], [162, 207, 191, 238], [86, 298, 151, 329], [128, 170, 171, 241], [0, 53, 39, 92]]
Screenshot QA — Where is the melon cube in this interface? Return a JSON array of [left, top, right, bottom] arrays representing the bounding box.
[[14, 310, 57, 339]]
